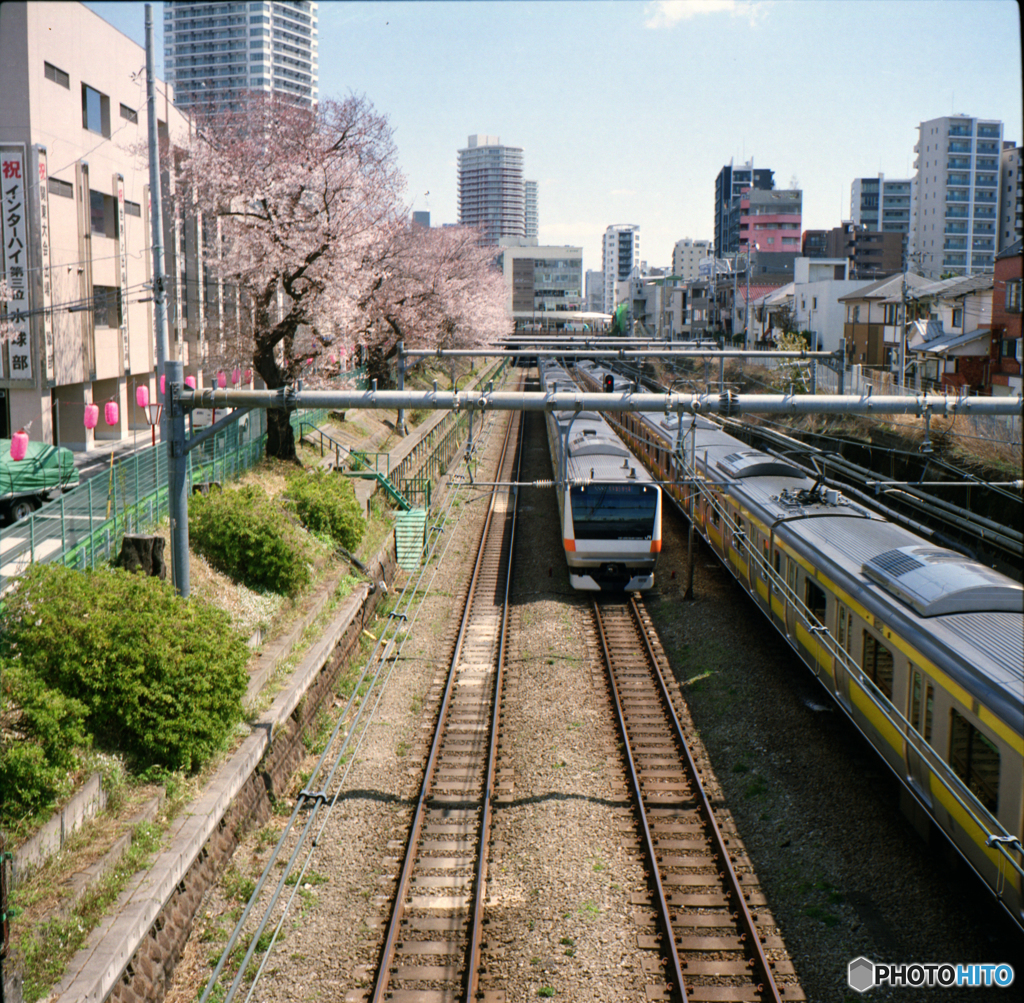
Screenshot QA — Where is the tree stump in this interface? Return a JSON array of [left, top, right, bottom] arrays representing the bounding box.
[[118, 534, 167, 580]]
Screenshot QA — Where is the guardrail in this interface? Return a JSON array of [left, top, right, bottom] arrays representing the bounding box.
[[0, 409, 332, 593]]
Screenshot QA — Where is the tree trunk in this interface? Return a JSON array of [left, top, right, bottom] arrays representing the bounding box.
[[267, 408, 297, 462], [365, 343, 396, 390]]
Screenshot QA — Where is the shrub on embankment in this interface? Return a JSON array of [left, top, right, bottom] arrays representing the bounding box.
[[189, 482, 313, 596], [0, 564, 249, 828], [284, 468, 365, 551]]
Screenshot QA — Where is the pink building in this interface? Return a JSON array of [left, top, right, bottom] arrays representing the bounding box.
[[740, 189, 802, 254]]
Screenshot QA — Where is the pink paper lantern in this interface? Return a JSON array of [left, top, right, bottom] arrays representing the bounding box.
[[185, 375, 196, 390], [104, 401, 119, 426], [244, 369, 252, 384], [329, 354, 338, 365], [160, 374, 166, 395], [84, 403, 99, 430], [217, 370, 227, 389], [136, 385, 149, 409], [10, 429, 29, 461], [231, 367, 241, 385]]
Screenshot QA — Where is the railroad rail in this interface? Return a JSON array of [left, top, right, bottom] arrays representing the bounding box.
[[593, 597, 804, 1002], [354, 406, 523, 1003]]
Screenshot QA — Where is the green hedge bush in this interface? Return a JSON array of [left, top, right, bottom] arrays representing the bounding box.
[[189, 482, 311, 596], [285, 469, 365, 550], [0, 564, 250, 825]]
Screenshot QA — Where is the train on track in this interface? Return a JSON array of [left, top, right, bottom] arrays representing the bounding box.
[[571, 359, 1024, 932], [538, 359, 662, 591]]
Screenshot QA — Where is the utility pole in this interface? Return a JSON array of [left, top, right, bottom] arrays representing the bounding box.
[[146, 4, 188, 596]]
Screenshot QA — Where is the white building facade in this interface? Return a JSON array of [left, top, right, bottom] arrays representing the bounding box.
[[0, 1, 220, 449], [791, 258, 864, 353], [496, 245, 582, 329], [164, 1, 319, 110], [999, 144, 1022, 251], [850, 174, 914, 238], [602, 224, 639, 314], [672, 239, 712, 281], [457, 135, 525, 246], [912, 115, 1003, 277]]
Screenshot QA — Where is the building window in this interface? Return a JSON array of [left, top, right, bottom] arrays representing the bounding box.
[[82, 83, 110, 137], [89, 190, 118, 238], [125, 199, 142, 217], [45, 61, 70, 89], [119, 103, 138, 123], [47, 177, 74, 199], [1006, 279, 1021, 314], [951, 307, 963, 327], [883, 303, 898, 325], [1001, 338, 1019, 361], [93, 286, 122, 328], [949, 709, 999, 813]]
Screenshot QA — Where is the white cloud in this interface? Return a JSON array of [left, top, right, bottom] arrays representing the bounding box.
[[643, 0, 770, 28]]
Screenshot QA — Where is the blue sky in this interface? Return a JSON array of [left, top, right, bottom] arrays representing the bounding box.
[[84, 0, 1022, 274]]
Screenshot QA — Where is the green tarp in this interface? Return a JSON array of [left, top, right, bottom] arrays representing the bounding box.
[[1, 439, 80, 497]]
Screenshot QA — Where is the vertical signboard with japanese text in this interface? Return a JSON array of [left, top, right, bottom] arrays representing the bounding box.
[[1, 144, 32, 381], [33, 146, 55, 383], [168, 158, 184, 357], [115, 173, 130, 372]]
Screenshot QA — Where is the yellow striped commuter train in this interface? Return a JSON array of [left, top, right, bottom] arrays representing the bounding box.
[[574, 361, 1024, 932]]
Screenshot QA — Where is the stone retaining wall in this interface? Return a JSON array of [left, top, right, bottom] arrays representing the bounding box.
[[106, 546, 396, 1003]]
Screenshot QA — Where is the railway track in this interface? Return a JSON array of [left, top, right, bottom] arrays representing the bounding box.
[[593, 597, 805, 1002], [352, 406, 523, 1003]]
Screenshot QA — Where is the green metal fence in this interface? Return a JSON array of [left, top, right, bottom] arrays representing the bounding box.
[[0, 408, 332, 592]]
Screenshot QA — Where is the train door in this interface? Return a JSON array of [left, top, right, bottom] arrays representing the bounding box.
[[833, 603, 854, 712], [728, 514, 750, 585], [906, 666, 934, 806], [801, 577, 828, 677], [770, 548, 785, 628], [784, 555, 798, 639]]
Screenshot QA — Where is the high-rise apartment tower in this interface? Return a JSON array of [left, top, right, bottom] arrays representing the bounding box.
[[714, 158, 774, 257], [602, 225, 640, 314], [164, 1, 319, 110], [912, 115, 1003, 276], [457, 135, 525, 245]]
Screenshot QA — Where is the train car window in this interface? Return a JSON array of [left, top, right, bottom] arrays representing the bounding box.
[[910, 669, 934, 742], [862, 631, 894, 700], [949, 709, 999, 813], [838, 605, 847, 650], [773, 550, 782, 577], [710, 501, 720, 527], [805, 579, 827, 625], [786, 556, 797, 597]]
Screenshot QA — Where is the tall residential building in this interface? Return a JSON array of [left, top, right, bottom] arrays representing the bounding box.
[[850, 174, 914, 239], [672, 239, 712, 281], [912, 115, 1003, 276], [602, 225, 640, 314], [457, 135, 524, 245], [714, 158, 774, 257], [164, 1, 319, 110], [999, 143, 1022, 251], [524, 180, 538, 240]]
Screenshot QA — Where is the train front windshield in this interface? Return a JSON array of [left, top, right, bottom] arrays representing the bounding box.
[[569, 483, 658, 540]]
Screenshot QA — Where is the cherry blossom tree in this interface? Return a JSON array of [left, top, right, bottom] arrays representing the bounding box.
[[181, 93, 407, 460], [356, 223, 511, 389]]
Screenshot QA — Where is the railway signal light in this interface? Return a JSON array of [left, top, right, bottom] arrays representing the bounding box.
[[604, 374, 615, 393]]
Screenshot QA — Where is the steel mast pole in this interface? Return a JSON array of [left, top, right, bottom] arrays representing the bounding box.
[[146, 5, 189, 595]]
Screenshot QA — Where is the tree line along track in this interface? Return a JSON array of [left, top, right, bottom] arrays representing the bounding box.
[[351, 403, 524, 1003], [592, 596, 804, 1003]]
